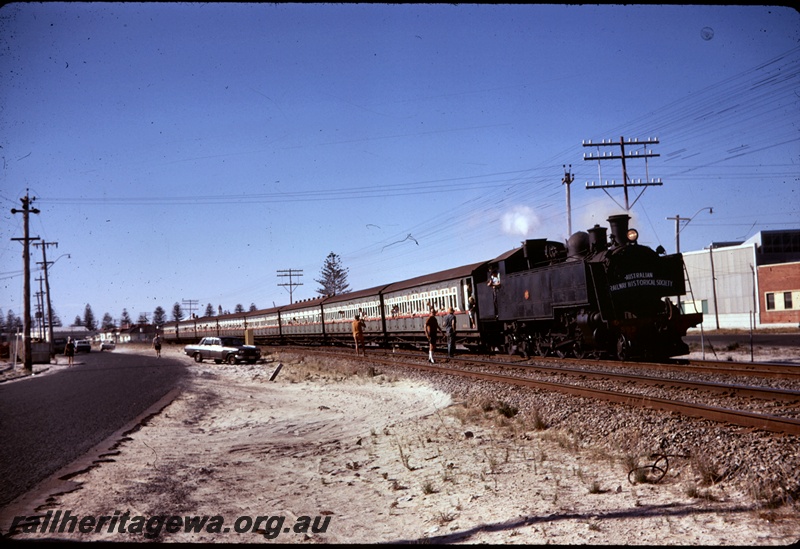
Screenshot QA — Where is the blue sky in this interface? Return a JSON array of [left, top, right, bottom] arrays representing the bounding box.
[[1, 3, 798, 327]]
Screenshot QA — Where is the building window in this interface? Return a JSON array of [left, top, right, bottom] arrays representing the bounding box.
[[766, 293, 775, 311], [784, 292, 793, 310]]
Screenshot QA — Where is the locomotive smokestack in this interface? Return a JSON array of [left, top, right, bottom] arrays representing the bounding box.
[[607, 214, 630, 247], [587, 224, 607, 253]]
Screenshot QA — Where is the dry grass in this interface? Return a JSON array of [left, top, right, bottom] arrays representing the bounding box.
[[690, 449, 724, 485]]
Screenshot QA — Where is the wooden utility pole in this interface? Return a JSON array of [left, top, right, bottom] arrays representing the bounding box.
[[708, 246, 721, 330], [562, 165, 574, 236], [582, 136, 662, 211], [11, 192, 41, 372], [277, 269, 303, 304], [182, 299, 199, 319], [34, 241, 58, 357]]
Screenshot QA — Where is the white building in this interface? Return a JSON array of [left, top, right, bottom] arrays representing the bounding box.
[[681, 230, 800, 330]]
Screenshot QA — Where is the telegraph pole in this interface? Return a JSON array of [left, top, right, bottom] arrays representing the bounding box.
[[277, 269, 303, 304], [35, 276, 45, 339], [34, 240, 58, 357], [562, 165, 574, 236], [182, 299, 199, 319], [666, 208, 713, 306], [582, 137, 662, 211], [11, 192, 41, 372]]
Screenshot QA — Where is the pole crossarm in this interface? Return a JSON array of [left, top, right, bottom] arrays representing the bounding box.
[[277, 269, 303, 304], [582, 136, 663, 211]]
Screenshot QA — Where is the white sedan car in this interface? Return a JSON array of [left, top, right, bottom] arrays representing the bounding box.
[[100, 340, 116, 351]]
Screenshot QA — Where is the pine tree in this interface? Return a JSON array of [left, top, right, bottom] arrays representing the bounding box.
[[101, 313, 116, 330], [205, 303, 215, 317], [6, 310, 21, 331], [315, 252, 350, 297], [169, 303, 183, 323], [120, 309, 133, 328], [83, 304, 97, 331], [153, 306, 167, 326]]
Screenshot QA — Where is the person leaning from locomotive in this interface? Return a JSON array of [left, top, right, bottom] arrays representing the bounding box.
[[487, 264, 501, 287]]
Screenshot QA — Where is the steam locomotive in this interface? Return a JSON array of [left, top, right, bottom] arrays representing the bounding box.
[[162, 214, 702, 361]]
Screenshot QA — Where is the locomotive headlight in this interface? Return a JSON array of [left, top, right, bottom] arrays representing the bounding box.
[[627, 228, 639, 242]]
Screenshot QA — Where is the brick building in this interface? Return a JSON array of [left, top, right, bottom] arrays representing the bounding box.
[[758, 261, 800, 325]]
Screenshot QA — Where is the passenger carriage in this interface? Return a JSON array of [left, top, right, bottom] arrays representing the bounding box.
[[321, 285, 387, 347], [277, 297, 326, 344], [246, 307, 282, 344], [380, 262, 486, 349]]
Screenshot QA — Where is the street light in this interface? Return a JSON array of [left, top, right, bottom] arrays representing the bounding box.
[[50, 253, 71, 267], [666, 207, 713, 254], [666, 208, 713, 331]]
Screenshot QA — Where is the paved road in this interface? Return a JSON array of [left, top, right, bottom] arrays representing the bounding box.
[[0, 351, 187, 509]]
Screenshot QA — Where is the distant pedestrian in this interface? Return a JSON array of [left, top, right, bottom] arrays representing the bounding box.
[[64, 337, 75, 366], [352, 314, 366, 357], [425, 309, 443, 364], [153, 334, 162, 358], [442, 306, 457, 358]]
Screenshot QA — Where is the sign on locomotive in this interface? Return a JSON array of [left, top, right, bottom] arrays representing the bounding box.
[[163, 214, 702, 361]]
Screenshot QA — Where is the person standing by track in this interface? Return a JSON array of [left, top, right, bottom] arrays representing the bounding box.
[[425, 309, 443, 364], [352, 314, 366, 357], [442, 306, 457, 359]]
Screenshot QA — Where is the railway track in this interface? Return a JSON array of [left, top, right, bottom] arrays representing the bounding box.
[[532, 353, 800, 380], [273, 346, 800, 436]]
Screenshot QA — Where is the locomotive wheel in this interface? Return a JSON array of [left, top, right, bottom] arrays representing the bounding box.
[[572, 341, 585, 359], [504, 334, 517, 356], [616, 335, 631, 361], [535, 336, 550, 357]]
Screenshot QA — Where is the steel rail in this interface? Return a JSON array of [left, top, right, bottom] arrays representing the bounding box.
[[283, 347, 800, 436], [524, 354, 800, 379], [472, 358, 800, 402], [384, 351, 800, 402], [399, 360, 800, 436]]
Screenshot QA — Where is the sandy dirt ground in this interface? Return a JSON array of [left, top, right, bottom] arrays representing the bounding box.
[[3, 343, 800, 545]]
